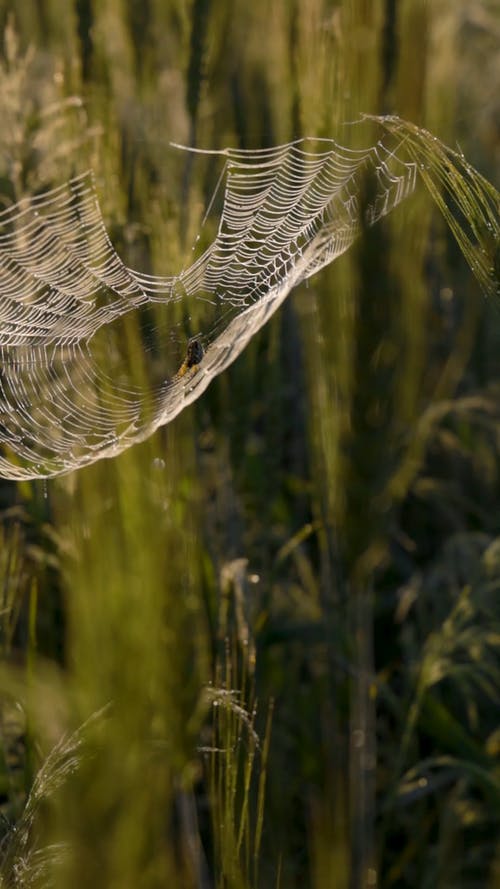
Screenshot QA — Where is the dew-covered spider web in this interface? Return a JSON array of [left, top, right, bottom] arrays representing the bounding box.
[[0, 119, 496, 480]]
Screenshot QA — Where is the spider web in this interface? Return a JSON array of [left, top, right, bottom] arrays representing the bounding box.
[[0, 135, 417, 480]]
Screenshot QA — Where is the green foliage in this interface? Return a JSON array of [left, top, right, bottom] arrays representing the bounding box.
[[0, 2, 498, 888]]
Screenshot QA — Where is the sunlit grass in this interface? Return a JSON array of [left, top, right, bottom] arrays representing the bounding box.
[[0, 1, 498, 888]]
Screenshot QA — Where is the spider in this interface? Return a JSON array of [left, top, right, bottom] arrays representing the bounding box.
[[172, 336, 204, 382]]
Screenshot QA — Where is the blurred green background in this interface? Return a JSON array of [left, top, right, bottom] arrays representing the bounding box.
[[0, 1, 498, 887]]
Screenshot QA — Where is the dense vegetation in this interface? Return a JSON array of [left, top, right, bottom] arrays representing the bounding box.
[[0, 1, 498, 887]]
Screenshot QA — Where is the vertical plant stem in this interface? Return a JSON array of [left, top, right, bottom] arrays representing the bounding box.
[[349, 583, 376, 889]]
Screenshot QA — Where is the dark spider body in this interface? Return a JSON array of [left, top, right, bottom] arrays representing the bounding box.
[[173, 337, 204, 381]]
